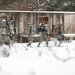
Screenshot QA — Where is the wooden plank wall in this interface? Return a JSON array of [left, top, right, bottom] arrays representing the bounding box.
[[18, 13, 75, 35], [64, 13, 75, 33]]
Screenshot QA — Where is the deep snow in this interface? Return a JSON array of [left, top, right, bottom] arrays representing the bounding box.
[[0, 39, 75, 75]]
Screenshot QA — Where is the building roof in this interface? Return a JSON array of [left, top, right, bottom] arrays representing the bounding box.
[[0, 10, 75, 14]]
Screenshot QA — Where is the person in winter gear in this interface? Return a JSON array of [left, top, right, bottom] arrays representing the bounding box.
[[25, 23, 34, 47], [37, 22, 50, 47]]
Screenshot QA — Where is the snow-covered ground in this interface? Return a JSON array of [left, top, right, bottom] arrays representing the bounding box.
[[0, 38, 75, 75]]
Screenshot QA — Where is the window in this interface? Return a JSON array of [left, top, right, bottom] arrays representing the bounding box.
[[38, 16, 48, 25]]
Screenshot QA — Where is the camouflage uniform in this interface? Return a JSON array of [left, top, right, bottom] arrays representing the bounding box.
[[0, 17, 10, 46], [25, 23, 34, 47], [9, 19, 17, 45], [0, 15, 16, 57], [37, 23, 49, 47], [0, 32, 10, 46], [0, 15, 15, 47]]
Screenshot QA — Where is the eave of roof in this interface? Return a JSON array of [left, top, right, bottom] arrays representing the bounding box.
[[0, 10, 75, 13]]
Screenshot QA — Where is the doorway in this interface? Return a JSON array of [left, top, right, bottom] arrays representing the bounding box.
[[38, 16, 48, 25]]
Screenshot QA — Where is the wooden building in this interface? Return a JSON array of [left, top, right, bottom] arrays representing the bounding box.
[[0, 10, 75, 42]]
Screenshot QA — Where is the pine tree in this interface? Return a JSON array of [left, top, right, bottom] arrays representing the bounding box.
[[44, 0, 75, 11]]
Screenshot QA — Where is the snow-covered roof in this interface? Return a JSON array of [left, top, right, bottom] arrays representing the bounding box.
[[0, 10, 75, 13]]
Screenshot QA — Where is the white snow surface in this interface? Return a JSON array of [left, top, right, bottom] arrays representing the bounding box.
[[0, 39, 75, 75]]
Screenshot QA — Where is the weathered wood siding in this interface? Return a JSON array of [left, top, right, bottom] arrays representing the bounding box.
[[18, 13, 52, 35], [18, 13, 24, 34], [18, 13, 75, 35], [64, 13, 75, 33]]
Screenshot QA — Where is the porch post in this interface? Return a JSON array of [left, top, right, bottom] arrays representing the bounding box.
[[31, 13, 34, 34], [19, 13, 24, 34], [47, 13, 51, 34]]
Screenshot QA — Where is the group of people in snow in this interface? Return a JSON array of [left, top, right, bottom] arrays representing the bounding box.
[[25, 21, 50, 47]]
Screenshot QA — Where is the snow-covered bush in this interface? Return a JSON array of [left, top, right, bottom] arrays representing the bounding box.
[[0, 44, 10, 57]]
